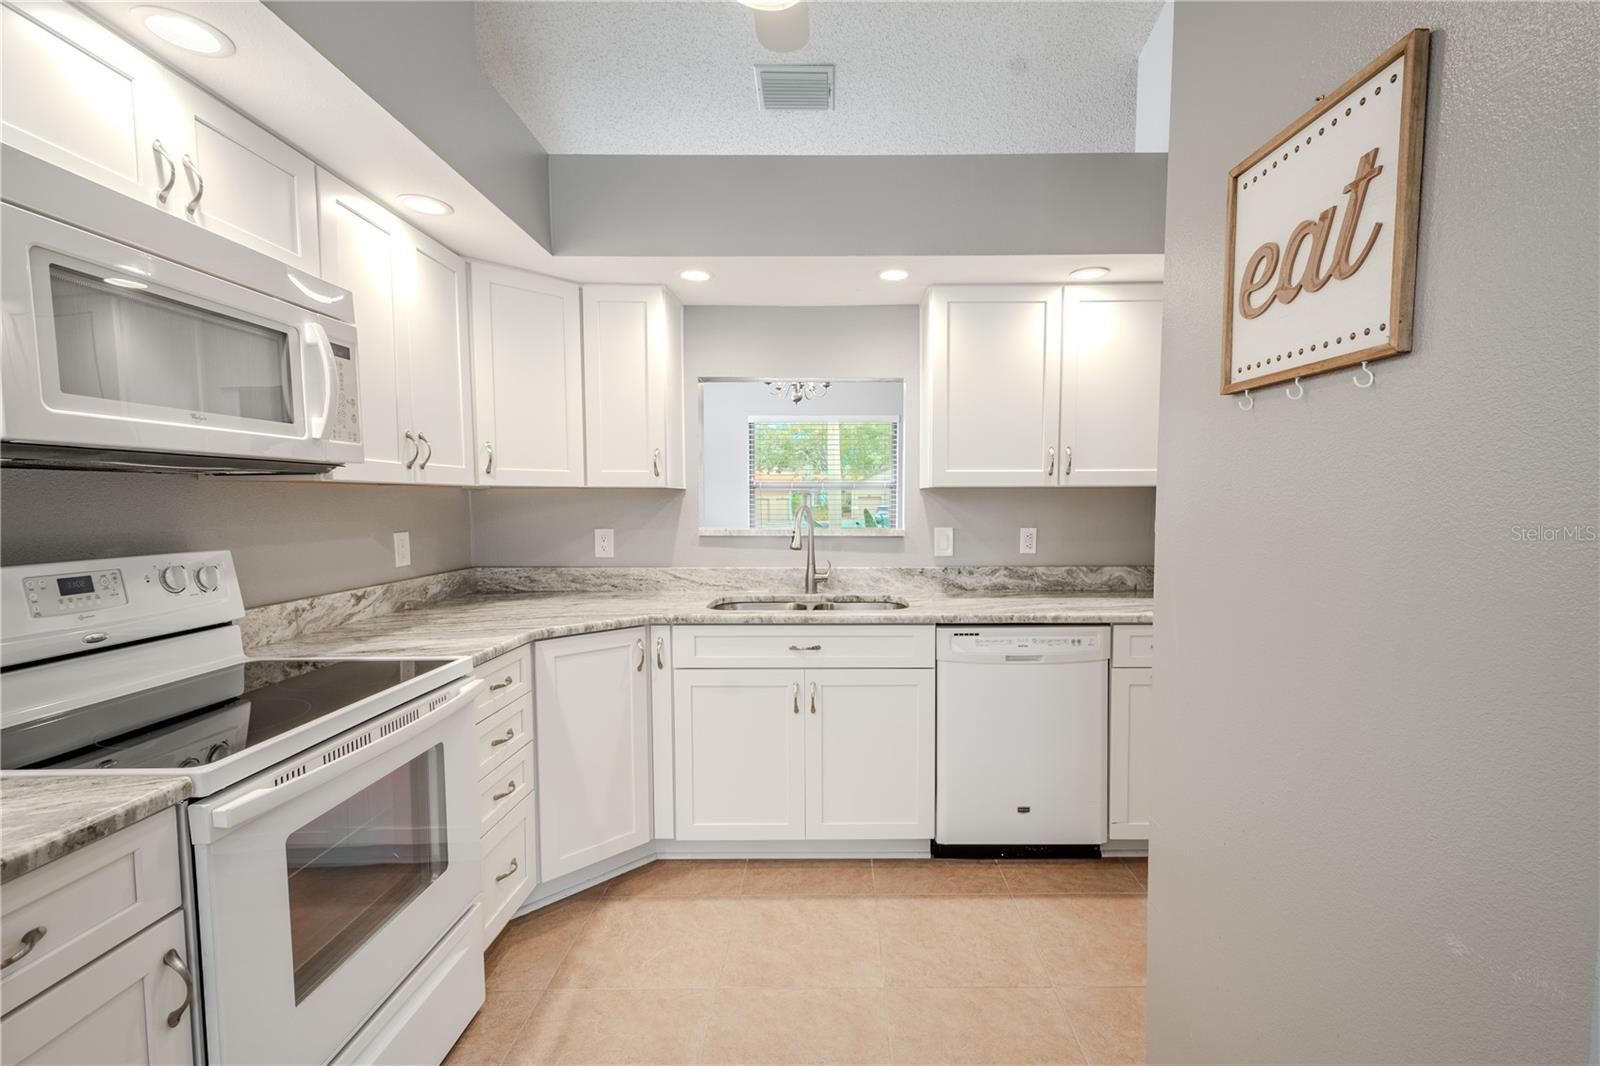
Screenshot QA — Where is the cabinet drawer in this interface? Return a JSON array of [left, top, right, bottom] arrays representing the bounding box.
[[474, 646, 532, 719], [673, 626, 935, 670], [1, 809, 182, 1011], [478, 741, 534, 837], [1112, 625, 1154, 668], [481, 793, 537, 945], [476, 694, 533, 779]]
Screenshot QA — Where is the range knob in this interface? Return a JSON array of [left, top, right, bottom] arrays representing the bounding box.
[[159, 564, 188, 594], [194, 564, 220, 592]]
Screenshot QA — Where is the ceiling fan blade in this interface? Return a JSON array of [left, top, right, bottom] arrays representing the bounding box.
[[754, 1, 809, 53]]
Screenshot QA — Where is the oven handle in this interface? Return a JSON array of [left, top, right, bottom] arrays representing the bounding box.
[[304, 321, 336, 440], [203, 678, 483, 837]]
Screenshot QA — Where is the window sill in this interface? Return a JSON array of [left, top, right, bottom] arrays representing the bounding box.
[[698, 527, 906, 538]]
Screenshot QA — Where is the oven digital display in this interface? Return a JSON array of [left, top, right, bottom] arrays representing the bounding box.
[[55, 575, 94, 596]]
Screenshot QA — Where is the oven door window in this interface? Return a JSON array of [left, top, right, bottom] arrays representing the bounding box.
[[49, 263, 295, 424], [285, 743, 449, 1003]]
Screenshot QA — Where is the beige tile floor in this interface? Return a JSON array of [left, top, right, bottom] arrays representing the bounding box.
[[447, 858, 1147, 1066]]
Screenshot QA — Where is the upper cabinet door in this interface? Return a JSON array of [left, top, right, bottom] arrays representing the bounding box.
[[317, 170, 410, 485], [1061, 284, 1162, 486], [581, 285, 684, 489], [469, 263, 585, 486], [165, 81, 321, 275], [404, 234, 473, 485], [1, 3, 169, 207], [921, 285, 1063, 487]]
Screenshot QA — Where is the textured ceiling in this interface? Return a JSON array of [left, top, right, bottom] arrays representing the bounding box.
[[475, 1, 1165, 155]]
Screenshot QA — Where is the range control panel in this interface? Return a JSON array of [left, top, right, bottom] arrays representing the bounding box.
[[22, 569, 127, 619]]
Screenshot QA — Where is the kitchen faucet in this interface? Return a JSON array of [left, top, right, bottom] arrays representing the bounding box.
[[791, 498, 831, 594]]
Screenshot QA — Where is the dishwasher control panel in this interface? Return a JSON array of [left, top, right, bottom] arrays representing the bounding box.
[[936, 626, 1110, 664]]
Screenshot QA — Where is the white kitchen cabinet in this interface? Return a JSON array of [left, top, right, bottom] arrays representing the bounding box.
[[469, 263, 585, 486], [1, 2, 318, 274], [673, 669, 806, 841], [805, 669, 935, 840], [648, 625, 676, 839], [317, 169, 472, 486], [1109, 665, 1155, 840], [0, 910, 193, 1066], [921, 285, 1063, 487], [1060, 284, 1162, 486], [581, 285, 685, 489], [535, 628, 653, 880]]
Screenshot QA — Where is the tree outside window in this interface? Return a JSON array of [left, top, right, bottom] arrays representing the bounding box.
[[748, 417, 899, 529]]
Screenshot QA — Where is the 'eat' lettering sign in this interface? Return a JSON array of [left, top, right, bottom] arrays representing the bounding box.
[[1222, 29, 1430, 394]]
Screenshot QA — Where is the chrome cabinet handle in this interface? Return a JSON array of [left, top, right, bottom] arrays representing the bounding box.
[[492, 780, 518, 802], [153, 140, 177, 204], [417, 432, 432, 470], [808, 682, 817, 715], [652, 448, 661, 478], [788, 644, 822, 652], [490, 728, 515, 747], [791, 682, 800, 715], [1046, 445, 1056, 477], [1, 927, 45, 970], [655, 637, 666, 669], [495, 857, 519, 883], [489, 675, 515, 691], [484, 441, 494, 476], [404, 431, 419, 469], [181, 154, 203, 216], [635, 639, 646, 671], [1063, 445, 1073, 476], [163, 949, 194, 1028]]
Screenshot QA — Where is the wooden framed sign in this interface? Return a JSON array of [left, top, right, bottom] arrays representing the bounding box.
[[1222, 29, 1430, 394]]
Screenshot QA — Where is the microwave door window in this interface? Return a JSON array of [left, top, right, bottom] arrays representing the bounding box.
[[49, 265, 295, 425]]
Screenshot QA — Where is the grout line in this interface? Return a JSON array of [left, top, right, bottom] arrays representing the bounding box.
[[1051, 983, 1096, 1066]]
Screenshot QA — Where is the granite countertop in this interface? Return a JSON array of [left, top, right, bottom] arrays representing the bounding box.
[[250, 588, 1156, 665], [0, 774, 192, 884]]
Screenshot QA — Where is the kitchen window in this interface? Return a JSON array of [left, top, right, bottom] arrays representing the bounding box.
[[747, 416, 900, 530]]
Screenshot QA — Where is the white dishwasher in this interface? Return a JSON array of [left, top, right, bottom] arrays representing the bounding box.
[[935, 626, 1110, 856]]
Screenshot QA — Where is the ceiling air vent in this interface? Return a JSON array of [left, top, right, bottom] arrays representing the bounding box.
[[755, 65, 834, 111]]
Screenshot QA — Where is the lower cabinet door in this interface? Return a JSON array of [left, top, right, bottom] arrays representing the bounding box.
[[1, 910, 193, 1066], [805, 669, 935, 840], [535, 629, 652, 880], [673, 669, 805, 841], [1109, 667, 1155, 840]]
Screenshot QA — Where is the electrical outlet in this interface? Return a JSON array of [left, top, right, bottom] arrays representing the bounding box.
[[393, 531, 411, 568], [594, 529, 615, 559], [933, 527, 954, 558], [1019, 527, 1037, 555]]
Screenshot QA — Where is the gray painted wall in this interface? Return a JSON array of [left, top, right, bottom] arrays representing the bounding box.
[[266, 0, 553, 250], [472, 306, 1157, 567], [548, 154, 1167, 256], [0, 471, 471, 608], [1150, 4, 1599, 1063]]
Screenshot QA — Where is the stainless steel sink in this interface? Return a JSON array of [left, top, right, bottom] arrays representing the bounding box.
[[707, 596, 910, 612]]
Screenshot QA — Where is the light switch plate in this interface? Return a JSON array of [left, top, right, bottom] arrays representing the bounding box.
[[393, 531, 411, 568], [933, 527, 954, 557], [594, 529, 615, 558], [1019, 527, 1037, 555]]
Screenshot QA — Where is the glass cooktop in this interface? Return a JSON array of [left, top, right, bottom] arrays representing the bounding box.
[[3, 658, 454, 771]]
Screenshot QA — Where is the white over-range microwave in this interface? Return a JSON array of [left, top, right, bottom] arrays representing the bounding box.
[[0, 150, 363, 474]]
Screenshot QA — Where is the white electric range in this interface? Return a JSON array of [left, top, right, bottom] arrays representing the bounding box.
[[1, 551, 486, 1066]]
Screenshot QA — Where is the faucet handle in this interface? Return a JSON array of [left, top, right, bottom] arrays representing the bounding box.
[[816, 560, 832, 582]]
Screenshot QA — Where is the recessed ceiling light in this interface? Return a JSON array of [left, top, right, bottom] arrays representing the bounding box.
[[878, 268, 910, 282], [397, 194, 454, 216], [679, 269, 712, 282], [134, 7, 234, 57], [1069, 266, 1110, 281], [103, 276, 150, 290], [738, 0, 799, 10]]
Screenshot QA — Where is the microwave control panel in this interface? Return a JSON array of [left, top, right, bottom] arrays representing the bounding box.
[[327, 342, 361, 445]]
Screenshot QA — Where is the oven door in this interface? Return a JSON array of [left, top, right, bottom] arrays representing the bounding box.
[[189, 679, 482, 1066], [0, 202, 361, 469]]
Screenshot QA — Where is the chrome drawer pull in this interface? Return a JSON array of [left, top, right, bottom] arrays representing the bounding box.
[[490, 728, 515, 747], [488, 675, 515, 691], [636, 639, 646, 671], [655, 637, 666, 669], [484, 441, 494, 476], [492, 781, 518, 802], [809, 682, 817, 715], [163, 949, 194, 1027], [788, 644, 822, 652], [495, 857, 519, 883], [791, 682, 800, 714], [153, 140, 176, 204], [1, 927, 45, 970], [181, 154, 203, 216]]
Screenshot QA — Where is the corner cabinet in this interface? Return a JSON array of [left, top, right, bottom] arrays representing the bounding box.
[[534, 628, 653, 881], [468, 263, 586, 486], [317, 169, 473, 486], [581, 285, 685, 488], [920, 283, 1161, 488]]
